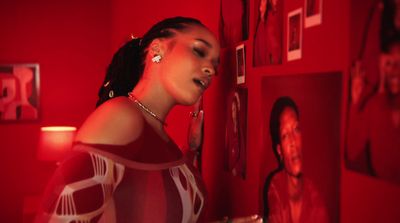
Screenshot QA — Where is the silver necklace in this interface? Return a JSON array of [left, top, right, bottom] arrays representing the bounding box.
[[128, 93, 168, 127]]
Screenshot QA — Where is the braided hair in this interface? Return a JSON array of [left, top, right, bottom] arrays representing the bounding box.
[[96, 17, 204, 107]]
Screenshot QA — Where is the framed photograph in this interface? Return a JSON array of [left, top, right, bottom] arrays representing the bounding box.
[[219, 0, 249, 47], [287, 8, 303, 61], [225, 87, 248, 179], [260, 72, 341, 223], [345, 0, 400, 186], [0, 64, 40, 121], [305, 0, 322, 28], [236, 43, 246, 84], [253, 0, 283, 66]]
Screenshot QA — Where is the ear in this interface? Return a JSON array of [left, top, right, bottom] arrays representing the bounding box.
[[277, 144, 283, 161], [149, 39, 166, 57]]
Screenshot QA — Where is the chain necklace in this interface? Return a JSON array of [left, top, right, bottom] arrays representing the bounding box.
[[128, 93, 168, 127]]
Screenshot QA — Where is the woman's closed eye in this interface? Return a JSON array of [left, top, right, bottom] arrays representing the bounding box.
[[194, 47, 206, 58]]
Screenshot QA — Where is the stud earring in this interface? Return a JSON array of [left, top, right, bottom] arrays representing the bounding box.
[[152, 54, 162, 63]]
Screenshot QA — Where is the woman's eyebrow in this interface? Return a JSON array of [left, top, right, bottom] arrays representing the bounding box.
[[195, 38, 212, 48]]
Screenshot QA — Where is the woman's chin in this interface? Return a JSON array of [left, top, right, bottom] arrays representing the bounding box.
[[178, 94, 202, 106]]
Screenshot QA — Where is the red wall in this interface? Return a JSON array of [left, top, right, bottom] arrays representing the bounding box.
[[0, 0, 111, 221], [1, 0, 400, 222]]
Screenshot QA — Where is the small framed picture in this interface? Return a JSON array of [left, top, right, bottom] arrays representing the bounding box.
[[225, 87, 248, 179], [0, 64, 40, 121], [305, 0, 322, 28], [236, 43, 246, 84], [287, 8, 303, 61]]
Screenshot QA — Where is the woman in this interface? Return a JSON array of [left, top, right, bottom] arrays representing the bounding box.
[[35, 16, 220, 223], [265, 96, 329, 223]]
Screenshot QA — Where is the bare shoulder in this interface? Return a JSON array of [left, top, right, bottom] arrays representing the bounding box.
[[75, 97, 144, 145]]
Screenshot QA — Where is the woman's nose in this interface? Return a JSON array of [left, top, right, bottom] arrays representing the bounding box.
[[202, 66, 215, 77]]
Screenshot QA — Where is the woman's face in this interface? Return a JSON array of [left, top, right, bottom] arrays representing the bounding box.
[[278, 107, 303, 177], [158, 24, 220, 105]]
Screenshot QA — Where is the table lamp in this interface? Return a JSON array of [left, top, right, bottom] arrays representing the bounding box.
[[37, 126, 77, 163]]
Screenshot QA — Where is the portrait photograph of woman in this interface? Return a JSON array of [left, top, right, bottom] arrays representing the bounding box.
[[260, 72, 341, 223]]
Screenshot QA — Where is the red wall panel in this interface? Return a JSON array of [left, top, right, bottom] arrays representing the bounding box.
[[0, 0, 111, 221]]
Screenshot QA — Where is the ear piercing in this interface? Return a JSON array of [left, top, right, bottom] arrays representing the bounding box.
[[108, 90, 114, 98], [152, 54, 162, 63]]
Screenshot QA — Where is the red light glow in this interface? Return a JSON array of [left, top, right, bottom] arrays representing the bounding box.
[[37, 126, 77, 161], [41, 126, 77, 132]]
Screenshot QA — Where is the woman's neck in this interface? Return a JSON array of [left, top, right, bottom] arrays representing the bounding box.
[[131, 79, 174, 134], [287, 174, 303, 223], [287, 174, 303, 201]]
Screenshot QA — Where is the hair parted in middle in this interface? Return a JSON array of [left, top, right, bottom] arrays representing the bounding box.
[[96, 17, 205, 107]]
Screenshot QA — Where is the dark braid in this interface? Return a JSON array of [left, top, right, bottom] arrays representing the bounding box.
[[96, 17, 204, 107], [96, 38, 142, 107]]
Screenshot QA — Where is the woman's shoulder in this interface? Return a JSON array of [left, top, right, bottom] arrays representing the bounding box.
[[75, 96, 145, 145]]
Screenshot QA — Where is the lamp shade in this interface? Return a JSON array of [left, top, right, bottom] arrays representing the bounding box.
[[37, 126, 77, 162]]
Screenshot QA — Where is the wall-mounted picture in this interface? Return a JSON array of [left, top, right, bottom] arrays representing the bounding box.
[[236, 43, 246, 84], [346, 0, 400, 185], [287, 8, 302, 61], [219, 0, 249, 47], [0, 64, 40, 121], [253, 0, 284, 66], [225, 87, 248, 179], [305, 0, 322, 28], [260, 72, 341, 223]]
